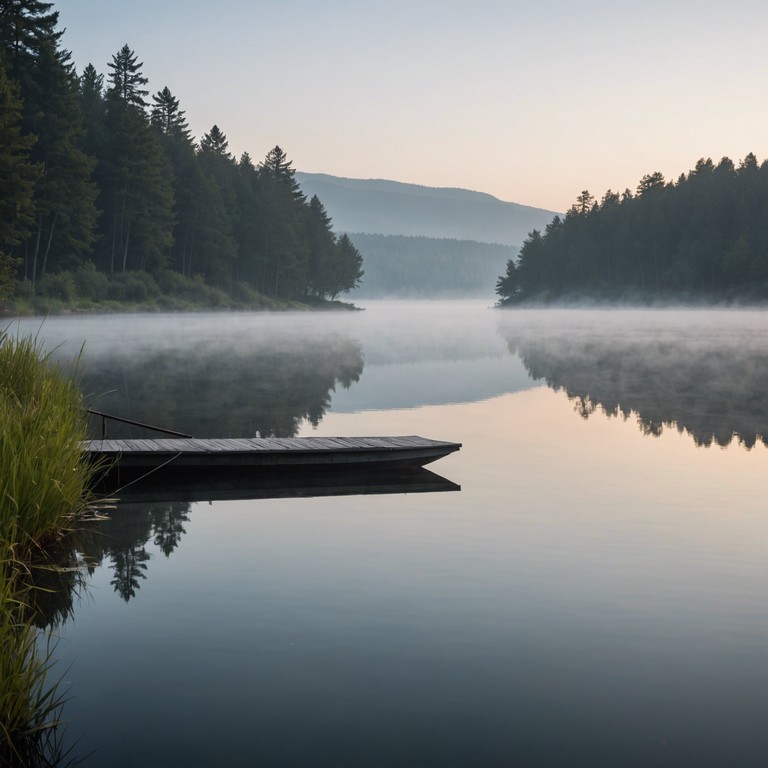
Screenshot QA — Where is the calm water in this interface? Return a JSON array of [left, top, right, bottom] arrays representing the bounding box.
[[14, 302, 768, 766]]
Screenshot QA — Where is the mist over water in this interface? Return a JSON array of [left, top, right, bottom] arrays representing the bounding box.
[[12, 301, 768, 767], [14, 301, 531, 433], [497, 307, 768, 448]]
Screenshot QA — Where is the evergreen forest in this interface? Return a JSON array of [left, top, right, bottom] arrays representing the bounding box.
[[497, 156, 768, 304], [0, 0, 363, 311], [347, 233, 516, 297]]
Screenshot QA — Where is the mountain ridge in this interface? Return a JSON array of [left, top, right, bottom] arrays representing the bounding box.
[[295, 172, 559, 246]]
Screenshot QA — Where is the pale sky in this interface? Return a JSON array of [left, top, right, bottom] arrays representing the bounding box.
[[58, 0, 768, 212]]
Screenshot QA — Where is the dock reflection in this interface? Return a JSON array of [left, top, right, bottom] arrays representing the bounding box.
[[97, 465, 460, 504], [78, 466, 461, 604]]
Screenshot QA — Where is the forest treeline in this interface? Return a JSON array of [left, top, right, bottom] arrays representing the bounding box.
[[347, 233, 516, 296], [497, 156, 768, 304], [0, 1, 363, 310]]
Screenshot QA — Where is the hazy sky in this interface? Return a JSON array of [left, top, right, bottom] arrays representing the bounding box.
[[58, 0, 768, 212]]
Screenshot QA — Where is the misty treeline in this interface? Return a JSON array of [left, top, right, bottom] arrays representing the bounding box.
[[347, 233, 516, 296], [497, 156, 768, 304], [0, 1, 363, 308]]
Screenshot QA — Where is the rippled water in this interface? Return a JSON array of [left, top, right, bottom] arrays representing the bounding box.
[[15, 302, 768, 767]]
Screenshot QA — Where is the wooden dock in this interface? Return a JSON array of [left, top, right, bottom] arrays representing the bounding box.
[[83, 435, 461, 472]]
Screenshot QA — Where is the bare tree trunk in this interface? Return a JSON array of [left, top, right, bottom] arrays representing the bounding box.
[[274, 250, 280, 296], [110, 200, 118, 274], [260, 237, 268, 293], [40, 213, 58, 282], [31, 215, 43, 293], [122, 217, 131, 272]]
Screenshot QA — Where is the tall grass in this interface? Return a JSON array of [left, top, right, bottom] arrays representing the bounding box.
[[0, 556, 73, 767], [1, 329, 95, 764], [0, 330, 92, 544]]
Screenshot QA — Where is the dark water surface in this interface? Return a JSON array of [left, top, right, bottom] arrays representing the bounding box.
[[15, 302, 768, 766]]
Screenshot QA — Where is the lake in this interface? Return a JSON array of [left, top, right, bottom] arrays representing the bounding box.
[[14, 301, 768, 767]]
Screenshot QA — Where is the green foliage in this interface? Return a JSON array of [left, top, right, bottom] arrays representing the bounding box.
[[151, 85, 190, 141], [1, 8, 360, 309], [155, 270, 230, 306], [199, 124, 229, 157], [328, 234, 364, 300], [36, 270, 76, 301], [21, 41, 98, 287], [105, 269, 160, 302], [302, 197, 362, 300], [0, 329, 96, 762], [99, 88, 175, 274], [73, 260, 109, 300], [0, 60, 39, 252], [107, 43, 148, 107], [0, 251, 20, 305], [0, 0, 61, 81], [0, 331, 93, 544], [497, 155, 768, 304]]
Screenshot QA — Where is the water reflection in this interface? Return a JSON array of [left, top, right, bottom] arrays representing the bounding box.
[[13, 305, 768, 767], [102, 466, 460, 504], [93, 502, 191, 602], [82, 468, 460, 604], [80, 331, 364, 438], [499, 309, 768, 448]]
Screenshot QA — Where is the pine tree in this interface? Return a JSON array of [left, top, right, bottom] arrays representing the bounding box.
[[101, 104, 174, 273], [107, 44, 148, 108], [233, 152, 263, 287], [305, 194, 336, 299], [199, 124, 229, 156], [151, 88, 198, 277], [195, 125, 238, 283], [151, 86, 191, 141], [0, 59, 38, 251], [256, 146, 309, 298], [327, 233, 363, 300], [23, 41, 98, 284], [79, 63, 106, 157], [97, 46, 174, 274], [0, 0, 61, 79]]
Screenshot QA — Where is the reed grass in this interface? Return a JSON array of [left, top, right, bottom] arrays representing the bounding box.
[[0, 554, 72, 767], [1, 329, 95, 764], [0, 330, 92, 544]]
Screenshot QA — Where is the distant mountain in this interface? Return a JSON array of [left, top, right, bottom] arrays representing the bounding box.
[[295, 172, 558, 246]]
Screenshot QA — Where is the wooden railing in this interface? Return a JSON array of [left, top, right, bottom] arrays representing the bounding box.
[[87, 409, 193, 439]]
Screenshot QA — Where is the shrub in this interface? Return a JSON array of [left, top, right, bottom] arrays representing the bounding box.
[[106, 271, 161, 302], [36, 272, 77, 303], [74, 262, 110, 301]]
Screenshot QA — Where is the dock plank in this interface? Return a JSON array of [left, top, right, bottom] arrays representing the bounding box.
[[83, 435, 461, 472]]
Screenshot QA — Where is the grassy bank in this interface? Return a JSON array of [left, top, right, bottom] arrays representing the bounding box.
[[3, 267, 358, 315], [0, 330, 96, 764]]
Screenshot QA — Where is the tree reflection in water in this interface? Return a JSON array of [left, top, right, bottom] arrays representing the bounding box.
[[79, 332, 364, 439], [88, 502, 190, 603], [501, 315, 768, 449]]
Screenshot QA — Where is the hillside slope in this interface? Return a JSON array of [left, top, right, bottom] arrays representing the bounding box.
[[295, 172, 558, 246], [346, 233, 516, 297]]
